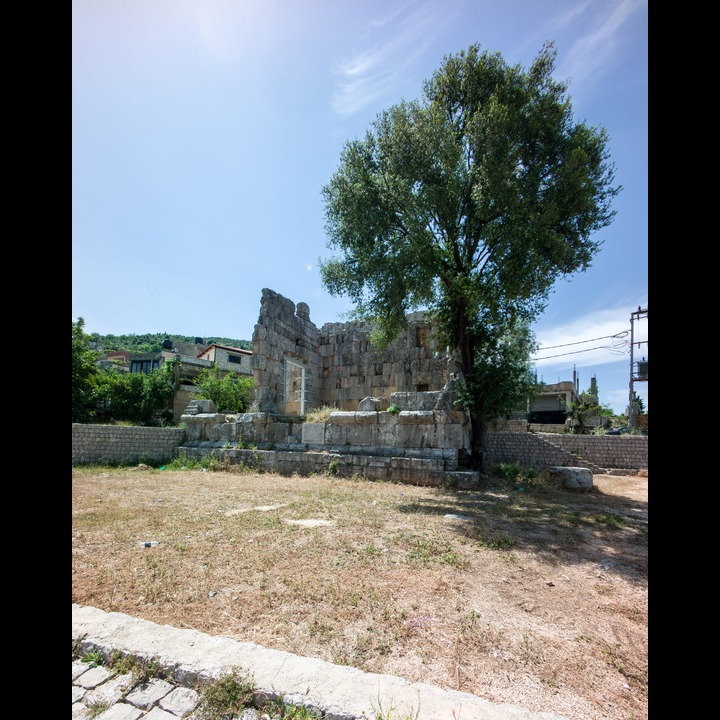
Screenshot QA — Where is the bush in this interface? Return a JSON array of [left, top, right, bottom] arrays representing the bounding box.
[[194, 365, 254, 414], [93, 364, 175, 426]]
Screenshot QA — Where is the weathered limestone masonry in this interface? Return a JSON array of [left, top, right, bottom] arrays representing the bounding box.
[[178, 383, 477, 488], [251, 289, 320, 415], [318, 312, 450, 410], [72, 424, 185, 465], [486, 432, 648, 474], [71, 288, 648, 478], [71, 422, 648, 476], [251, 288, 451, 415]]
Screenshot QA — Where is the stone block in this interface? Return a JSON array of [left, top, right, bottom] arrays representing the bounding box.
[[266, 422, 290, 443], [357, 396, 389, 411], [327, 411, 357, 424], [301, 423, 325, 444], [342, 425, 372, 446], [397, 410, 434, 424], [397, 424, 436, 448], [546, 466, 594, 492], [444, 471, 480, 490]]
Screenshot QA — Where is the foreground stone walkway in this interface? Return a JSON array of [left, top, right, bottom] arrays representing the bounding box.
[[72, 604, 572, 720]]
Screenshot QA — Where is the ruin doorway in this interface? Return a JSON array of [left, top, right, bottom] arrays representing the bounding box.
[[283, 359, 306, 415]]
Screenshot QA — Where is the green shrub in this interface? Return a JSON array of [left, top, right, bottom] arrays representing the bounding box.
[[194, 364, 254, 414], [491, 462, 523, 481]]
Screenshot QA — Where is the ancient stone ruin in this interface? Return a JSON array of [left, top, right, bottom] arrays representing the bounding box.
[[175, 288, 647, 486], [180, 289, 476, 486], [250, 288, 455, 414]]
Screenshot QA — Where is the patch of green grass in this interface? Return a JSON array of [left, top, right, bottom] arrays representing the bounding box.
[[72, 634, 87, 659], [261, 698, 324, 718], [196, 670, 255, 720], [364, 543, 383, 557], [592, 513, 627, 528], [107, 650, 162, 683], [81, 649, 105, 666], [402, 534, 467, 568], [465, 526, 515, 550], [164, 454, 224, 471], [490, 462, 524, 482], [87, 700, 110, 718]]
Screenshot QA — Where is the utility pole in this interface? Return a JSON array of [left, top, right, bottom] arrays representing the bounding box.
[[628, 306, 648, 429]]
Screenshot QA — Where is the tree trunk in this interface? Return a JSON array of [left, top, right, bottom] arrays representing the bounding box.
[[469, 415, 487, 471], [456, 304, 485, 471]]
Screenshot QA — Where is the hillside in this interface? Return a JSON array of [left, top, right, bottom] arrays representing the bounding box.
[[90, 332, 252, 355]]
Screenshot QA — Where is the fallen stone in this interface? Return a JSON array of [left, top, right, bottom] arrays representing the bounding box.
[[545, 466, 593, 492]]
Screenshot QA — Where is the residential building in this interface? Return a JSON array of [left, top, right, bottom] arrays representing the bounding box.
[[197, 344, 253, 376]]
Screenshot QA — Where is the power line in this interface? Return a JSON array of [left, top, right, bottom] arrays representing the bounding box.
[[535, 330, 628, 351], [534, 344, 627, 361], [533, 330, 629, 361]]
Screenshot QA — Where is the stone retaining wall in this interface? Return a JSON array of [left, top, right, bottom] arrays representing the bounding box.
[[176, 446, 480, 489], [535, 433, 648, 470], [71, 424, 186, 465], [72, 425, 647, 473], [528, 423, 566, 434], [485, 431, 647, 472]]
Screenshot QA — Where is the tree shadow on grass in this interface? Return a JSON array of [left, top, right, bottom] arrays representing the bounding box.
[[394, 476, 648, 585]]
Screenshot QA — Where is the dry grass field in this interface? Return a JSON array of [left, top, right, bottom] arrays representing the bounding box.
[[72, 463, 647, 720]]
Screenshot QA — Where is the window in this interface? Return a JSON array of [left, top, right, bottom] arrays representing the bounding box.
[[130, 359, 160, 375], [228, 354, 243, 365]]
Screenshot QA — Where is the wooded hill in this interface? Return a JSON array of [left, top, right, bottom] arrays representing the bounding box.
[[90, 332, 252, 355]]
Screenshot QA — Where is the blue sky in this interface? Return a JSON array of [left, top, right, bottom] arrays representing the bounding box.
[[72, 0, 648, 416]]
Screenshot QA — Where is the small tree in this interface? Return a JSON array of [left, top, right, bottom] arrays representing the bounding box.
[[632, 389, 646, 414], [72, 317, 101, 423], [194, 365, 254, 414], [566, 388, 603, 434]]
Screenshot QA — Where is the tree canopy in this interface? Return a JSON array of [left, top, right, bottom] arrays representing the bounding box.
[[89, 332, 251, 355], [319, 41, 620, 468], [72, 317, 101, 423]]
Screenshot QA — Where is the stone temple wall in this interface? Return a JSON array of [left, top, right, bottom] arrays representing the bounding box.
[[251, 288, 320, 414], [251, 288, 453, 415], [317, 312, 451, 410]]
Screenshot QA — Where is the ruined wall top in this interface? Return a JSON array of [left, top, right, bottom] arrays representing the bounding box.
[[258, 288, 315, 329]]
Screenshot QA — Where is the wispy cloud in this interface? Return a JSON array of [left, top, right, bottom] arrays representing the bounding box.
[[553, 0, 646, 92], [533, 303, 647, 370], [331, 1, 456, 116]]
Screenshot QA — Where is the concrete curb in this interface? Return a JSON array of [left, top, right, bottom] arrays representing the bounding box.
[[72, 604, 571, 720]]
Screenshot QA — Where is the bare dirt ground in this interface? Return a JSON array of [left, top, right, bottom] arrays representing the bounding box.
[[72, 466, 647, 720]]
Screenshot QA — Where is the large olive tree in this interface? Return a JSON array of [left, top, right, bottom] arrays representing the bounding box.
[[319, 42, 619, 469]]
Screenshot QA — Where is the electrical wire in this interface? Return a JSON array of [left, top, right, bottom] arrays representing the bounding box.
[[535, 331, 628, 351], [533, 331, 630, 361]]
